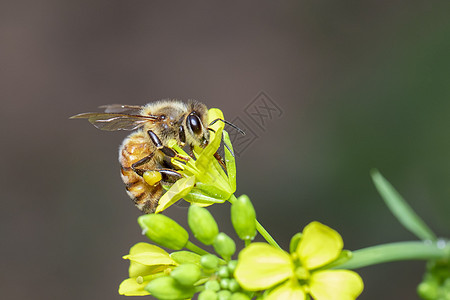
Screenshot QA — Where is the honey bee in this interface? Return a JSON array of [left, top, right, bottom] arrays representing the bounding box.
[[71, 100, 224, 213]]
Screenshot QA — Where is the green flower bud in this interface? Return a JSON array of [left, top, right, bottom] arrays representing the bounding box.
[[417, 280, 439, 300], [444, 277, 450, 289], [220, 278, 230, 289], [217, 290, 232, 300], [213, 233, 236, 261], [138, 214, 189, 250], [230, 292, 251, 300], [217, 266, 230, 278], [199, 289, 218, 300], [170, 263, 201, 286], [227, 260, 238, 274], [201, 254, 220, 270], [231, 195, 256, 241], [205, 280, 221, 291], [188, 204, 219, 245], [145, 276, 195, 300], [289, 232, 302, 254], [228, 279, 240, 292], [170, 251, 201, 265]]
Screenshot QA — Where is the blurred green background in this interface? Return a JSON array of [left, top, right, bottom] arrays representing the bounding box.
[[1, 1, 449, 299]]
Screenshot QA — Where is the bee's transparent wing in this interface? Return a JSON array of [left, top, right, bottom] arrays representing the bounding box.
[[70, 112, 157, 131], [99, 104, 144, 114]]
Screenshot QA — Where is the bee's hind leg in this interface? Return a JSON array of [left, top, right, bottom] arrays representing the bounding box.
[[131, 153, 182, 184], [157, 169, 183, 184], [139, 168, 182, 186], [131, 153, 155, 176]]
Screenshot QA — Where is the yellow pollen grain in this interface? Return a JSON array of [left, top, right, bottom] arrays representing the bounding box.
[[143, 171, 162, 186]]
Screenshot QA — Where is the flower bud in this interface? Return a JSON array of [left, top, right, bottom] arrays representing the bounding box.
[[205, 280, 221, 291], [188, 204, 219, 245], [231, 195, 256, 241], [213, 233, 236, 261], [138, 214, 188, 250], [145, 276, 195, 299], [417, 280, 438, 300], [230, 292, 251, 300], [228, 279, 240, 292], [220, 278, 230, 290], [170, 251, 201, 265], [200, 254, 220, 270], [170, 263, 201, 286], [217, 266, 230, 278], [217, 290, 232, 300], [199, 290, 218, 300], [289, 232, 302, 254], [227, 260, 238, 274]]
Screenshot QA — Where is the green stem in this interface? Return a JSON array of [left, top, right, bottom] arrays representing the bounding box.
[[185, 241, 211, 256], [256, 220, 281, 250], [337, 240, 450, 270], [229, 194, 281, 250]]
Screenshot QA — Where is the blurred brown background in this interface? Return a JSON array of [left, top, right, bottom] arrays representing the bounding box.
[[1, 1, 450, 299]]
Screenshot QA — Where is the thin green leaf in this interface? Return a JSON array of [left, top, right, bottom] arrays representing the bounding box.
[[371, 169, 436, 241]]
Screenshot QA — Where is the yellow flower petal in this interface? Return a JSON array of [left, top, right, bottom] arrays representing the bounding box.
[[124, 243, 176, 277], [266, 278, 307, 300], [222, 130, 236, 191], [118, 278, 150, 296], [207, 108, 226, 135], [235, 243, 294, 290], [296, 222, 343, 269], [125, 251, 176, 266], [155, 176, 195, 213], [193, 108, 224, 175], [128, 261, 169, 278], [124, 243, 175, 266], [309, 270, 364, 300], [128, 242, 169, 256]]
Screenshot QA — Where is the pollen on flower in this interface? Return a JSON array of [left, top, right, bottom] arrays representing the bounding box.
[[136, 276, 144, 284]]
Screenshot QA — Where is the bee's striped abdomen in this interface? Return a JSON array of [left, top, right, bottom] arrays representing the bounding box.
[[119, 131, 162, 213]]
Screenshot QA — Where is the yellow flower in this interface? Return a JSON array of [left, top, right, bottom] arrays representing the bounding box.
[[234, 222, 364, 300], [118, 243, 177, 296], [147, 108, 237, 213]]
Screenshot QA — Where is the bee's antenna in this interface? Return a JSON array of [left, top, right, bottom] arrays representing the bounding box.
[[207, 127, 235, 157], [209, 119, 245, 136]]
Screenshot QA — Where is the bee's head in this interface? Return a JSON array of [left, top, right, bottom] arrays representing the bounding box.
[[182, 101, 209, 147]]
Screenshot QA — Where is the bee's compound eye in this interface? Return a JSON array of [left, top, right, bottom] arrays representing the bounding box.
[[187, 113, 202, 135]]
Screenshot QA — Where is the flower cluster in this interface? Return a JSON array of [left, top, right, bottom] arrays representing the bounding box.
[[119, 196, 258, 299], [417, 258, 450, 300], [119, 207, 363, 299]]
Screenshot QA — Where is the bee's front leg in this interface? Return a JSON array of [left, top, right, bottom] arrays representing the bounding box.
[[147, 130, 189, 161], [131, 153, 155, 176]]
